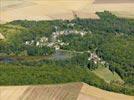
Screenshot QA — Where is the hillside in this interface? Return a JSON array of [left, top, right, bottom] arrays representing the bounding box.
[[0, 82, 133, 100]]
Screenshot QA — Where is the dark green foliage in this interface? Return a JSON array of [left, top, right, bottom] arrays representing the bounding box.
[[72, 11, 134, 35], [70, 53, 89, 67], [87, 60, 98, 70], [0, 63, 133, 95], [27, 46, 54, 56], [96, 11, 117, 21], [0, 63, 105, 86], [97, 36, 134, 85]]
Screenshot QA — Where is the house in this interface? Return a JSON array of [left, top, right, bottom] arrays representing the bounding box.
[[40, 37, 48, 43], [88, 52, 101, 64], [25, 41, 30, 45], [36, 42, 40, 46], [47, 43, 54, 47], [54, 45, 60, 50]]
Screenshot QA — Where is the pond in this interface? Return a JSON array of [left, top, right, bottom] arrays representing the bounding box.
[[0, 50, 73, 63], [0, 58, 17, 63], [51, 50, 72, 60]]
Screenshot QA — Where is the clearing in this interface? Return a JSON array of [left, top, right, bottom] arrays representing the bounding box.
[[92, 66, 123, 83]]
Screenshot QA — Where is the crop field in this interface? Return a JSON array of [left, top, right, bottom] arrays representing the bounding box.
[[0, 0, 134, 23], [0, 82, 133, 100], [0, 83, 82, 100], [0, 0, 94, 23]]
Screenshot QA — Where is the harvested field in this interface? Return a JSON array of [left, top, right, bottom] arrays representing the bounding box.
[[0, 82, 133, 100], [80, 83, 134, 100], [1, 0, 134, 23], [0, 0, 94, 23]]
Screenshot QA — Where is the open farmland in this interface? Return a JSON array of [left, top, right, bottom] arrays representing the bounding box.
[[0, 82, 133, 100], [0, 0, 134, 23], [0, 0, 94, 23]]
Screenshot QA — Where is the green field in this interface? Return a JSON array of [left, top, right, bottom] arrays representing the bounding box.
[[93, 66, 123, 83]]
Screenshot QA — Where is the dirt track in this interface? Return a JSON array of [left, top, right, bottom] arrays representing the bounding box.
[[0, 83, 133, 100]]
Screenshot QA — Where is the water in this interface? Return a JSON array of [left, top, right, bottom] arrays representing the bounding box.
[[0, 58, 16, 63], [52, 50, 70, 60]]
